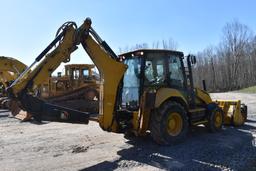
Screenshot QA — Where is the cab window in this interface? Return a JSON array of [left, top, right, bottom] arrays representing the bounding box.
[[83, 69, 89, 78], [168, 56, 184, 88], [73, 69, 79, 79], [144, 57, 165, 86]]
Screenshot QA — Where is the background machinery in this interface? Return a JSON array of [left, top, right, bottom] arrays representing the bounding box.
[[0, 57, 99, 115], [0, 56, 27, 108], [40, 64, 99, 113], [41, 64, 99, 98], [0, 56, 27, 94], [6, 18, 247, 145]]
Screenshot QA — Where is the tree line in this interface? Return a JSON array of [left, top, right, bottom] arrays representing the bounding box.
[[193, 20, 256, 92]]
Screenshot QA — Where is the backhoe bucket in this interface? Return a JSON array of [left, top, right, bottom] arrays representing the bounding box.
[[9, 100, 32, 121], [216, 100, 247, 126], [0, 98, 32, 121], [8, 93, 91, 124]]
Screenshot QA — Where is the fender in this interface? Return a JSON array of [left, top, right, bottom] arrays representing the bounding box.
[[155, 88, 188, 109], [195, 88, 212, 105]]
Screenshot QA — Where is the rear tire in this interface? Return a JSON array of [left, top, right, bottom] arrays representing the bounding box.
[[150, 101, 188, 145], [206, 107, 224, 132]]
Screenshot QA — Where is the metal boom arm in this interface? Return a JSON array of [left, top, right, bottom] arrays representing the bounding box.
[[8, 18, 127, 129]]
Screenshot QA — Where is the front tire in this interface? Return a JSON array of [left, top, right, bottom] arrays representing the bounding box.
[[150, 101, 188, 145], [206, 107, 224, 132]]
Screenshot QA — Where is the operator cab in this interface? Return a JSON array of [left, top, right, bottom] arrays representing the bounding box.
[[118, 49, 187, 111], [65, 64, 97, 82]]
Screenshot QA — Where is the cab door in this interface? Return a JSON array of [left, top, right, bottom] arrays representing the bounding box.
[[121, 58, 142, 110]]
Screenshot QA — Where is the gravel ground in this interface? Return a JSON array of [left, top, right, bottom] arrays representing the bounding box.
[[0, 92, 256, 171]]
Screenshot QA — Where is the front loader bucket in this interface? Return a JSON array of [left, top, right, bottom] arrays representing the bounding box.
[[216, 100, 247, 126]]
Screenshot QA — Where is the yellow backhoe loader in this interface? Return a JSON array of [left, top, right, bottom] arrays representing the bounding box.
[[6, 18, 247, 144]]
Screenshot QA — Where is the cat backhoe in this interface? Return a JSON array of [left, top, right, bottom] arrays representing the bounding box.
[[6, 18, 247, 144]]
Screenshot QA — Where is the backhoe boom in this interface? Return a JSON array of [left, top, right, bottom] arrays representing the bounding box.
[[8, 18, 127, 130]]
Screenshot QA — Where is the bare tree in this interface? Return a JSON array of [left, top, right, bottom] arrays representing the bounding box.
[[220, 20, 253, 90], [193, 20, 254, 92], [161, 38, 178, 50]]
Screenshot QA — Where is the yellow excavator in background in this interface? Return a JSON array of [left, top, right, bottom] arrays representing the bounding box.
[[0, 71, 15, 96], [0, 56, 27, 90], [0, 56, 27, 107], [6, 18, 247, 145]]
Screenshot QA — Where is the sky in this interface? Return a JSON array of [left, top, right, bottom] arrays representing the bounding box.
[[0, 0, 256, 73]]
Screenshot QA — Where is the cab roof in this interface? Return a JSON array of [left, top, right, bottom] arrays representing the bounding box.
[[119, 49, 184, 57]]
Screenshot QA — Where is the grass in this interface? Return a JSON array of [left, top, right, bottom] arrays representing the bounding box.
[[237, 86, 256, 93]]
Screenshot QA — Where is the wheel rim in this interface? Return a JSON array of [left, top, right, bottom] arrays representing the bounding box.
[[214, 111, 222, 128], [167, 112, 183, 136]]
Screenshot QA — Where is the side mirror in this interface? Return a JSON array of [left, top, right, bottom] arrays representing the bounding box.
[[187, 55, 197, 65]]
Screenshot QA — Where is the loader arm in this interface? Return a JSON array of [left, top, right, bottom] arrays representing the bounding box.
[[7, 18, 127, 130]]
